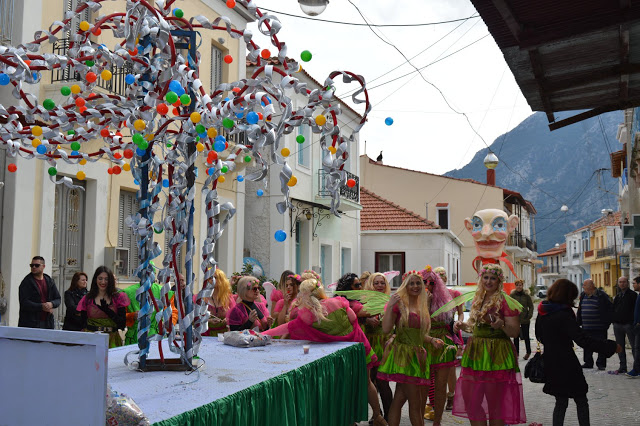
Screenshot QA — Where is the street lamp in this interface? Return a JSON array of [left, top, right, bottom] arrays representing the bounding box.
[[298, 0, 329, 16]]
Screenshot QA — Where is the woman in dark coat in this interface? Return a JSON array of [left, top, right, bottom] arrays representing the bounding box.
[[535, 279, 621, 426], [62, 272, 88, 331]]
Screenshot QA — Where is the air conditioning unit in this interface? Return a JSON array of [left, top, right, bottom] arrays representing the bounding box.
[[105, 247, 130, 277]]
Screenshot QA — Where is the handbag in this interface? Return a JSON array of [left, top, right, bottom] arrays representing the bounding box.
[[524, 341, 545, 383]]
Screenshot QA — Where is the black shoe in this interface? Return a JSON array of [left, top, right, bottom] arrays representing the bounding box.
[[597, 366, 606, 371], [581, 364, 593, 369]]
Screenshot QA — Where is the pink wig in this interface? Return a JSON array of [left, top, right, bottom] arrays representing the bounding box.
[[420, 267, 453, 323]]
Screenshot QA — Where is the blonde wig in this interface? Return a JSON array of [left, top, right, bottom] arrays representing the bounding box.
[[468, 264, 505, 327], [294, 278, 328, 323], [300, 269, 322, 284], [360, 271, 372, 288], [211, 268, 232, 310], [394, 272, 431, 338], [236, 275, 260, 301], [364, 272, 391, 295], [433, 266, 447, 283]]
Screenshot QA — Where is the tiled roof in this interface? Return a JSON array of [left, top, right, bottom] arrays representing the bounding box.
[[568, 211, 625, 234], [538, 242, 566, 257], [362, 155, 536, 214], [246, 57, 363, 120], [360, 187, 440, 231]]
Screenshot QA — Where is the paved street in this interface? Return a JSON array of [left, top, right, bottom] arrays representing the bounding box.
[[360, 310, 640, 425]]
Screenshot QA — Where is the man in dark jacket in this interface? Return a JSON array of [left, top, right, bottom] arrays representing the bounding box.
[[18, 256, 61, 329], [629, 276, 640, 377], [577, 279, 613, 370], [611, 276, 637, 374], [510, 279, 534, 359]]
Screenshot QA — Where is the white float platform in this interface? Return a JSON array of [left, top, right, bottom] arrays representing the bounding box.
[[107, 338, 365, 425]]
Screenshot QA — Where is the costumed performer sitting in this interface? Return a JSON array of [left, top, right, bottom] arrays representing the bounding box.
[[263, 276, 387, 426], [452, 264, 526, 426], [227, 276, 273, 331], [273, 273, 302, 328], [202, 268, 236, 336], [377, 271, 440, 426], [77, 266, 130, 348], [270, 269, 293, 316]]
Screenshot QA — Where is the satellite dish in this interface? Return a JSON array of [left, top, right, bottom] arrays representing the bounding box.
[[243, 257, 264, 276]]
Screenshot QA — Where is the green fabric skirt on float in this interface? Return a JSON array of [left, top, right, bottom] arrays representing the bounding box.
[[377, 327, 431, 385], [461, 323, 519, 372]]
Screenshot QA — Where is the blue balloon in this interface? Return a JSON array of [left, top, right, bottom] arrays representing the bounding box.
[[274, 230, 287, 242], [36, 145, 47, 154], [224, 97, 230, 102], [136, 148, 146, 156], [0, 73, 10, 85], [214, 140, 226, 152], [169, 80, 182, 92], [237, 175, 244, 182], [125, 74, 135, 84], [175, 86, 185, 97], [257, 189, 264, 197], [214, 135, 226, 143], [162, 179, 170, 188], [198, 133, 206, 138], [235, 112, 244, 119], [207, 167, 214, 176], [70, 150, 79, 156], [134, 179, 140, 185], [32, 72, 39, 80], [246, 111, 259, 125], [385, 117, 394, 126]]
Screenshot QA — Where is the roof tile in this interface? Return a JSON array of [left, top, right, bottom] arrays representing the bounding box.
[[360, 187, 440, 231]]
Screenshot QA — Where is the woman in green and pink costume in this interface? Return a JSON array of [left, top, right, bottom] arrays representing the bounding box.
[[263, 272, 388, 426], [452, 264, 526, 425]]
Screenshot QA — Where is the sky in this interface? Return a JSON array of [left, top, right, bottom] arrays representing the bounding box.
[[247, 0, 534, 175]]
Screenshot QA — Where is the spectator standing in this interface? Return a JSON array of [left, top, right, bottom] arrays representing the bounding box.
[[62, 272, 88, 331], [611, 276, 637, 374], [536, 279, 620, 426], [628, 276, 640, 377], [510, 279, 534, 359], [577, 279, 613, 370], [18, 256, 61, 329]]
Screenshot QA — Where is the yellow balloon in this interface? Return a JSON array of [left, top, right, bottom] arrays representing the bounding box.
[[31, 126, 43, 137], [328, 146, 337, 154], [134, 119, 145, 131], [101, 70, 112, 81], [79, 21, 90, 32], [281, 147, 290, 157], [207, 128, 217, 138], [70, 84, 81, 94], [315, 115, 327, 126], [145, 134, 154, 141], [79, 159, 87, 165], [76, 171, 86, 180], [218, 176, 226, 183], [196, 142, 205, 152], [190, 112, 201, 123], [287, 176, 297, 187], [31, 138, 41, 147], [123, 163, 131, 171]]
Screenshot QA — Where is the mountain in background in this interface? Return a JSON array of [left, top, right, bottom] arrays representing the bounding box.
[[446, 110, 621, 253]]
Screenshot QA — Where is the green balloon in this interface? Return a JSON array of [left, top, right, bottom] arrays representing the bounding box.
[[166, 142, 173, 148], [296, 135, 305, 144], [300, 50, 312, 62], [165, 91, 178, 104], [67, 130, 76, 136], [174, 8, 184, 18], [70, 141, 81, 150], [85, 60, 95, 67], [195, 136, 200, 142], [60, 86, 71, 96], [244, 155, 252, 163], [47, 167, 57, 176], [132, 133, 144, 145], [139, 140, 149, 150], [221, 165, 228, 173], [43, 99, 55, 110], [180, 94, 191, 105], [195, 124, 205, 133], [222, 118, 234, 129]]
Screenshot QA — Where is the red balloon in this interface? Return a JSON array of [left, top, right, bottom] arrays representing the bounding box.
[[123, 149, 134, 159], [224, 55, 233, 64], [258, 113, 263, 120], [86, 72, 97, 83], [7, 164, 17, 172], [112, 165, 122, 175], [226, 0, 236, 7], [113, 152, 122, 160], [107, 167, 113, 175], [115, 131, 123, 138], [128, 48, 138, 56], [261, 49, 271, 59], [172, 107, 180, 116], [347, 178, 356, 188], [100, 128, 110, 137], [75, 97, 85, 107], [157, 103, 168, 115], [232, 87, 241, 93], [92, 27, 101, 36], [78, 106, 87, 113]]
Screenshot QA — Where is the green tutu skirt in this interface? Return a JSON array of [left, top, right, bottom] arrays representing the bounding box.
[[377, 327, 431, 385], [461, 323, 519, 372], [365, 324, 389, 362], [429, 321, 457, 367]]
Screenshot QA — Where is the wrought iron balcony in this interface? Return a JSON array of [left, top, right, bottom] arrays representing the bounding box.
[[318, 169, 359, 203], [507, 231, 537, 252], [596, 246, 616, 259]]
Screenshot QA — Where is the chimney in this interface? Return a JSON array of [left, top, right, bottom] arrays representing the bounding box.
[[486, 169, 496, 186]]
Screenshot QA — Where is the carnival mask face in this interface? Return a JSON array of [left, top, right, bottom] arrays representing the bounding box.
[[464, 209, 518, 259]]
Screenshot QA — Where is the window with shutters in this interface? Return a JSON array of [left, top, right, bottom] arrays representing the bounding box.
[[118, 191, 139, 278], [211, 44, 223, 92], [374, 252, 405, 288], [437, 207, 449, 230]]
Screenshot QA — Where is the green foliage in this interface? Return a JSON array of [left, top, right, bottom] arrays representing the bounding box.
[[230, 263, 279, 297]]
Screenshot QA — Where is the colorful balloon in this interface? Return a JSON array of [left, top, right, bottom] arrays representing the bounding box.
[[385, 117, 394, 126], [274, 230, 287, 242]]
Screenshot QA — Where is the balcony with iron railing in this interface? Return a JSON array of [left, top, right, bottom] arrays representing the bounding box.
[[596, 246, 616, 259], [584, 249, 595, 262], [317, 169, 359, 207], [507, 231, 538, 253]]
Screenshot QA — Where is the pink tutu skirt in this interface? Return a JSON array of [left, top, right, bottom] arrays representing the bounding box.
[[452, 368, 526, 424]]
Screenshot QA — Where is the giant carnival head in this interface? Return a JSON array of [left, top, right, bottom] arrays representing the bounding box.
[[464, 209, 518, 259]]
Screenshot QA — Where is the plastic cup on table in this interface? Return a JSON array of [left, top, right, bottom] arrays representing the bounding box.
[[303, 344, 310, 354]]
